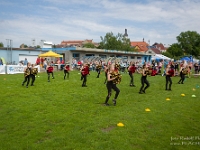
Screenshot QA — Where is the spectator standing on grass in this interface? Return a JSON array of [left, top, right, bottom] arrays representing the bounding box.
[[24, 58, 28, 66], [36, 57, 40, 65], [165, 64, 173, 91], [194, 63, 199, 74], [43, 58, 47, 70], [0, 58, 3, 65]]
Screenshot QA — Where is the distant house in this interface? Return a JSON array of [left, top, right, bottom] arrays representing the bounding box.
[[152, 43, 167, 53], [57, 39, 99, 48], [131, 38, 168, 54], [41, 41, 53, 48], [130, 40, 149, 53]]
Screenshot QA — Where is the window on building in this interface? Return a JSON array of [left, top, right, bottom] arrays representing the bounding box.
[[85, 54, 95, 56], [137, 57, 141, 59], [73, 53, 79, 57], [99, 55, 107, 59], [130, 56, 135, 59], [116, 55, 122, 58], [72, 53, 80, 60]]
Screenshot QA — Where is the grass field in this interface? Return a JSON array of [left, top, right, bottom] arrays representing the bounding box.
[[0, 70, 200, 150]]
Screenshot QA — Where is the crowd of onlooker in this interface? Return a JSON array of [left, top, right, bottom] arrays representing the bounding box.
[[13, 57, 200, 75], [71, 58, 200, 76]]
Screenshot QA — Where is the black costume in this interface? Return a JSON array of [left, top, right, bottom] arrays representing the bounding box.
[[178, 68, 185, 84], [96, 65, 102, 78], [139, 69, 150, 94], [47, 66, 54, 82], [128, 65, 136, 86], [165, 68, 173, 90], [22, 67, 31, 88], [64, 65, 70, 80], [30, 67, 38, 86], [104, 75, 120, 106], [81, 65, 89, 87]]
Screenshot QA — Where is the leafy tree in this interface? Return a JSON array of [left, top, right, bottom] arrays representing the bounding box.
[[0, 42, 4, 47], [20, 44, 28, 48], [83, 43, 96, 48], [162, 51, 173, 58], [176, 31, 200, 56], [98, 32, 136, 51], [165, 43, 183, 58], [36, 45, 41, 48]]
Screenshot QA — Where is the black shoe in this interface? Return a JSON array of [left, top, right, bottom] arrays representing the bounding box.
[[31, 84, 34, 86], [26, 86, 28, 88], [139, 91, 143, 94], [113, 99, 116, 106], [168, 89, 172, 91], [181, 82, 184, 84], [178, 82, 180, 84], [142, 90, 146, 93], [165, 89, 168, 90], [132, 85, 136, 87], [48, 80, 50, 82], [22, 83, 24, 86], [104, 103, 109, 106], [52, 77, 54, 79]]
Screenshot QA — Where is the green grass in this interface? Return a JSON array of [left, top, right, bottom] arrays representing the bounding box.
[[0, 70, 200, 150]]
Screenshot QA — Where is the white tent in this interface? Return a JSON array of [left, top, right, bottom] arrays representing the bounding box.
[[151, 54, 171, 60], [193, 58, 199, 63]]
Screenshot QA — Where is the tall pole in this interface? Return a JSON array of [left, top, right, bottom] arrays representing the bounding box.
[[10, 40, 12, 64], [6, 39, 10, 64], [5, 39, 12, 64]]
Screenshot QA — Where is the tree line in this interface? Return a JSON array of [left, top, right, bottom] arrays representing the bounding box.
[[1, 31, 200, 59], [162, 31, 200, 59]]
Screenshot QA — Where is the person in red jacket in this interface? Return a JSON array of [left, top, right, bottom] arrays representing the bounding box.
[[128, 61, 136, 87], [46, 62, 54, 82], [64, 63, 70, 79], [81, 63, 90, 87]]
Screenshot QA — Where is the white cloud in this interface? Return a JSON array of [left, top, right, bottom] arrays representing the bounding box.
[[0, 0, 200, 47]]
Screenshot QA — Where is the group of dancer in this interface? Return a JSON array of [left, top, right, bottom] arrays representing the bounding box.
[[22, 62, 38, 88], [21, 60, 191, 107], [22, 62, 70, 87]]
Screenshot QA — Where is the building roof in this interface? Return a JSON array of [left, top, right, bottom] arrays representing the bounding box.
[[152, 43, 167, 51], [59, 39, 96, 47], [130, 41, 149, 52], [150, 48, 162, 54]]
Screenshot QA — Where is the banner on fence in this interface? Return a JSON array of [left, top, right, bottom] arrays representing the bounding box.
[[0, 65, 6, 74], [6, 65, 40, 74]]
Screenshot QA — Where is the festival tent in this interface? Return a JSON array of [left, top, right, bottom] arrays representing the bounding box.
[[55, 54, 63, 58], [180, 56, 192, 62], [193, 58, 200, 63], [151, 54, 171, 60], [39, 50, 60, 57]]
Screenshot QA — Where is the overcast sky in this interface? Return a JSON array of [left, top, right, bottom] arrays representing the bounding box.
[[0, 0, 200, 48]]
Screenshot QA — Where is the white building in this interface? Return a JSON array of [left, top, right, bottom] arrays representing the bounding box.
[[40, 41, 53, 48]]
